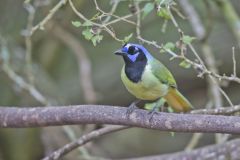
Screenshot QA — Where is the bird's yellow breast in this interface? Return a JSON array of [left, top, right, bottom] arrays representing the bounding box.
[[121, 65, 169, 100]]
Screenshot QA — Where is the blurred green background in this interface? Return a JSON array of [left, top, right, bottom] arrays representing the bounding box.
[[0, 0, 240, 159]]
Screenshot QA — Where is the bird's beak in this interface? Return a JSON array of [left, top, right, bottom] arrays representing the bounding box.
[[114, 49, 126, 56]]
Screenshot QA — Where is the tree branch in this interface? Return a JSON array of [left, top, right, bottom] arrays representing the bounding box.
[[1, 105, 240, 134], [122, 138, 240, 160], [190, 105, 240, 115], [43, 125, 129, 160]]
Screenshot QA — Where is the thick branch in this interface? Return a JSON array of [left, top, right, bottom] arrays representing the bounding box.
[[1, 105, 240, 134], [122, 138, 240, 160]]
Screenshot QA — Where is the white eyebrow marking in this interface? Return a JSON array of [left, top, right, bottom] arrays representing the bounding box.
[[125, 44, 131, 49]]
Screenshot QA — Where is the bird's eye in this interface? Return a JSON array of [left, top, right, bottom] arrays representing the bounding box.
[[128, 46, 136, 55]]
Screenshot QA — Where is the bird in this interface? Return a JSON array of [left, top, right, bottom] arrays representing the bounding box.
[[114, 43, 192, 113]]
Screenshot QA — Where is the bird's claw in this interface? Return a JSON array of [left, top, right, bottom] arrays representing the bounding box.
[[126, 103, 137, 116], [126, 100, 140, 117], [148, 105, 159, 122]]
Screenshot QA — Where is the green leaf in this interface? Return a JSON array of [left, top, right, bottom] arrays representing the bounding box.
[[182, 35, 195, 44], [71, 21, 82, 27], [157, 8, 171, 19], [142, 3, 154, 19], [91, 35, 103, 46], [82, 21, 93, 27], [179, 60, 191, 69], [123, 33, 133, 43], [164, 42, 175, 50], [82, 29, 93, 40], [160, 42, 175, 53]]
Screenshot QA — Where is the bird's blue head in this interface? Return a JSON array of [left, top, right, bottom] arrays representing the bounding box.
[[114, 43, 153, 64]]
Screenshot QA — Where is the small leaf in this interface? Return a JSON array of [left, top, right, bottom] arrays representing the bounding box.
[[142, 3, 154, 19], [82, 29, 93, 40], [71, 21, 82, 27], [160, 49, 165, 53], [82, 21, 93, 27], [164, 42, 175, 50], [160, 42, 175, 53], [123, 33, 133, 43], [179, 60, 191, 69], [157, 8, 171, 19], [91, 35, 103, 46], [182, 35, 195, 44]]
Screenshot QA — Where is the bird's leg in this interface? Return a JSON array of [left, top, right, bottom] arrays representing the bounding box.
[[148, 104, 159, 121], [148, 99, 164, 121], [126, 100, 141, 116]]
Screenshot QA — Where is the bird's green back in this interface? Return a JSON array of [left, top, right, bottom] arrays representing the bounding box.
[[149, 58, 177, 88]]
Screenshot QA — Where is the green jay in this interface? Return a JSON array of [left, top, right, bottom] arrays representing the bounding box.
[[114, 43, 192, 112]]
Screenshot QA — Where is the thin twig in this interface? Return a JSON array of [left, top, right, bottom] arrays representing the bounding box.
[[68, 0, 122, 42], [232, 46, 237, 77], [184, 133, 203, 151], [102, 0, 120, 23], [178, 0, 233, 143], [23, 2, 35, 84], [122, 138, 240, 160], [42, 125, 129, 160], [135, 2, 141, 38], [61, 126, 92, 160], [0, 40, 50, 105], [0, 40, 93, 158], [178, 0, 205, 40], [190, 105, 240, 115], [215, 0, 240, 48], [94, 0, 136, 26], [30, 0, 67, 35]]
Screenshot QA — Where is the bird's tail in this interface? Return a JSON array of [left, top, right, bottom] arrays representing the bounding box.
[[163, 88, 192, 112]]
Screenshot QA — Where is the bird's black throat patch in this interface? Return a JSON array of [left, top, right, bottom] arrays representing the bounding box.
[[124, 52, 147, 83]]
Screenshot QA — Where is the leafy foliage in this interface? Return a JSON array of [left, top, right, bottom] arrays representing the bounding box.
[[182, 35, 196, 44], [179, 60, 191, 69], [91, 35, 103, 46], [82, 29, 93, 40], [142, 3, 155, 19], [71, 21, 82, 27], [157, 8, 171, 19], [160, 42, 176, 53]]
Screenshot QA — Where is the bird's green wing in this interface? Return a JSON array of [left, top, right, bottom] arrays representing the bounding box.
[[150, 58, 177, 88]]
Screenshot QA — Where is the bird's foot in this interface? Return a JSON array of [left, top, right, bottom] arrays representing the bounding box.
[[148, 105, 159, 122], [126, 100, 140, 116]]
